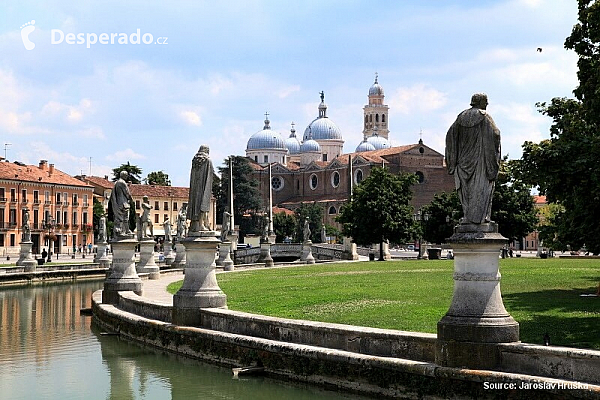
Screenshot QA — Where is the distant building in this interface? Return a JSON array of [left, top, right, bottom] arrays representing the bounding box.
[[0, 159, 94, 256], [518, 195, 547, 252], [244, 77, 455, 230]]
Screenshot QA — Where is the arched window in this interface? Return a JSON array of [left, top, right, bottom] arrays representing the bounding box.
[[382, 114, 386, 123], [331, 171, 340, 188], [375, 114, 379, 122], [415, 171, 425, 184], [369, 115, 372, 123], [328, 206, 337, 215], [310, 174, 318, 190], [355, 169, 364, 185]]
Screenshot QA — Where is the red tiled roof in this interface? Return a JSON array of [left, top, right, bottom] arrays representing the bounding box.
[[0, 160, 92, 188], [273, 206, 294, 216], [79, 175, 113, 189], [280, 193, 349, 205], [129, 184, 189, 198], [534, 195, 547, 205]]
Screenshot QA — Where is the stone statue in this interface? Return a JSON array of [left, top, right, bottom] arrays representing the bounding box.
[[163, 217, 172, 243], [445, 93, 501, 225], [110, 170, 133, 237], [220, 211, 231, 241], [187, 145, 213, 232], [98, 215, 107, 242], [176, 205, 187, 240], [22, 209, 31, 242], [321, 225, 327, 243], [303, 218, 311, 242], [262, 216, 270, 241], [139, 195, 153, 238]]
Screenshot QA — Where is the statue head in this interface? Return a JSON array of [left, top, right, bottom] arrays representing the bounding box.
[[143, 195, 149, 202], [119, 170, 129, 180], [198, 145, 210, 155], [470, 93, 488, 110]]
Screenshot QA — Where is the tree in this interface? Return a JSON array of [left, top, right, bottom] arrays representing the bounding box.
[[337, 167, 417, 259], [273, 211, 296, 243], [518, 0, 600, 254], [92, 198, 106, 240], [112, 162, 142, 184], [216, 156, 263, 238], [421, 191, 462, 245], [145, 170, 171, 186], [294, 203, 323, 243]]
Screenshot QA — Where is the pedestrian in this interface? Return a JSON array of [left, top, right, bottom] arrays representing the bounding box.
[[42, 248, 47, 259], [87, 243, 92, 254]]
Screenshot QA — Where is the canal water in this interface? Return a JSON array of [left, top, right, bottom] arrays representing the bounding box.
[[0, 280, 369, 400]]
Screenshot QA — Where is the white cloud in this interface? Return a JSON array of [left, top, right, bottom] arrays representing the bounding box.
[[41, 98, 93, 123], [389, 84, 448, 115], [105, 148, 145, 162], [180, 110, 202, 126], [278, 85, 300, 99]]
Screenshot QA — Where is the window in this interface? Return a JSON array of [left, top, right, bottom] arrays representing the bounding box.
[[415, 171, 425, 184], [72, 212, 78, 226], [55, 210, 61, 224], [45, 191, 50, 203], [63, 192, 68, 204], [323, 154, 327, 162], [33, 210, 38, 226], [72, 193, 78, 205], [56, 192, 61, 204], [296, 180, 300, 191], [164, 201, 168, 211], [419, 146, 424, 154], [62, 236, 67, 246], [9, 209, 16, 225], [10, 189, 16, 202], [154, 214, 159, 223], [0, 208, 4, 225], [72, 235, 77, 247], [21, 189, 27, 203], [254, 156, 258, 162], [83, 212, 88, 225], [382, 114, 386, 123], [264, 155, 269, 163], [310, 174, 318, 190], [83, 194, 88, 206], [328, 206, 337, 215], [271, 176, 283, 191], [136, 200, 140, 210], [331, 171, 340, 188], [355, 169, 363, 185], [0, 188, 4, 201], [34, 190, 39, 204], [154, 201, 159, 210], [376, 114, 379, 122], [173, 202, 178, 211], [10, 234, 15, 247], [63, 211, 68, 225]]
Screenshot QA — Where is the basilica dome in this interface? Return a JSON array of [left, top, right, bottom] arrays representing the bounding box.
[[285, 124, 301, 154], [303, 94, 342, 141], [367, 133, 390, 150], [369, 75, 384, 96], [300, 138, 321, 153], [355, 138, 376, 152], [246, 117, 286, 151]]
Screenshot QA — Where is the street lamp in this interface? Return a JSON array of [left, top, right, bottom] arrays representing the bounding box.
[[43, 217, 55, 262], [413, 209, 429, 260]]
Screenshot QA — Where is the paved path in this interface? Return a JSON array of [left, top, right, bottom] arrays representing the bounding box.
[[140, 271, 183, 305]]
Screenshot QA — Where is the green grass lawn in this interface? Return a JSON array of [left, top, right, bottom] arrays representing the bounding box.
[[167, 258, 600, 349]]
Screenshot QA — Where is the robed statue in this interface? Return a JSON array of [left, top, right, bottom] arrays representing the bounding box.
[[445, 93, 501, 225], [176, 205, 187, 240], [220, 211, 231, 241], [22, 208, 31, 242], [303, 218, 311, 243], [110, 170, 133, 237], [187, 145, 213, 232], [163, 217, 173, 243]]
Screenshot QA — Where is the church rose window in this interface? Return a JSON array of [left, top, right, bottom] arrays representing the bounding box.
[[331, 171, 340, 188], [310, 174, 318, 190], [271, 176, 283, 191], [415, 171, 425, 183]]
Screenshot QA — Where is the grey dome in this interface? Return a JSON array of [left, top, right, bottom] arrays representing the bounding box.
[[369, 75, 384, 96], [355, 139, 376, 152], [300, 138, 321, 153], [303, 118, 342, 141], [285, 126, 301, 154], [367, 133, 390, 150], [246, 118, 286, 150]]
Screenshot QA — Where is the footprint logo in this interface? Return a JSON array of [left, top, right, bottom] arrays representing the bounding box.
[[20, 20, 36, 50]]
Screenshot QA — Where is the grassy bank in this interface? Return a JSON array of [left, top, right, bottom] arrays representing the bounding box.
[[168, 258, 600, 349]]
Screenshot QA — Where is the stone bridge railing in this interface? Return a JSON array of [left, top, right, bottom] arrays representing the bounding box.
[[234, 243, 348, 264]]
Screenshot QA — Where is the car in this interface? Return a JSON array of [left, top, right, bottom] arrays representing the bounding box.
[[407, 245, 415, 251]]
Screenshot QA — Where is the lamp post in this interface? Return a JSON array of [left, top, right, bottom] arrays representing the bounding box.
[[413, 209, 429, 260], [43, 217, 55, 262]]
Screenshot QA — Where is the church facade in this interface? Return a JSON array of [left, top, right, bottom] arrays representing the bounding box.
[[245, 77, 455, 229]]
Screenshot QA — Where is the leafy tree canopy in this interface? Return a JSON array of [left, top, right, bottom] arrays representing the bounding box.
[[112, 162, 142, 184], [518, 0, 600, 253], [421, 191, 462, 245], [337, 167, 417, 246], [273, 211, 296, 243], [145, 170, 171, 186]]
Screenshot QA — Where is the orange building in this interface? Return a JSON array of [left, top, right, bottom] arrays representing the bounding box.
[[0, 159, 94, 257]]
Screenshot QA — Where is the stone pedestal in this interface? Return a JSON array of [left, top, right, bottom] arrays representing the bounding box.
[[343, 237, 359, 260], [382, 242, 392, 260], [172, 241, 186, 267], [163, 241, 175, 266], [17, 241, 37, 272], [219, 241, 234, 271], [103, 238, 142, 305], [136, 239, 160, 279], [301, 240, 315, 264], [95, 241, 110, 268], [258, 241, 274, 268], [172, 232, 227, 327], [436, 223, 519, 369]]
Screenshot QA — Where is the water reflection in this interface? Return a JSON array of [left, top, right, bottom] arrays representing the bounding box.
[[0, 281, 368, 400]]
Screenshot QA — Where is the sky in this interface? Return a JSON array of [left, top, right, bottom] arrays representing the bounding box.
[[0, 0, 580, 187]]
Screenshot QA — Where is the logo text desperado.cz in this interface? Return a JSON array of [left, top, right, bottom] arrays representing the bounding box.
[[51, 29, 167, 48]]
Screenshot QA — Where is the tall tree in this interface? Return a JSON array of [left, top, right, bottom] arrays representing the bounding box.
[[145, 170, 171, 186], [293, 203, 323, 243], [421, 191, 462, 245], [519, 0, 600, 254], [112, 162, 142, 184], [273, 211, 296, 243], [217, 156, 263, 238], [337, 167, 417, 258]]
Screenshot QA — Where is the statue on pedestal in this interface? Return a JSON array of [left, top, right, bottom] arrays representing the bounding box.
[[163, 217, 172, 243], [110, 171, 133, 237], [187, 145, 213, 233], [98, 215, 107, 242], [445, 93, 501, 225], [21, 209, 31, 242], [303, 218, 311, 243], [139, 195, 154, 238], [220, 211, 231, 241], [176, 205, 187, 240]]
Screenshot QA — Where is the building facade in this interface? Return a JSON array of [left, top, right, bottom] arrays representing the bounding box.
[[0, 159, 95, 256]]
